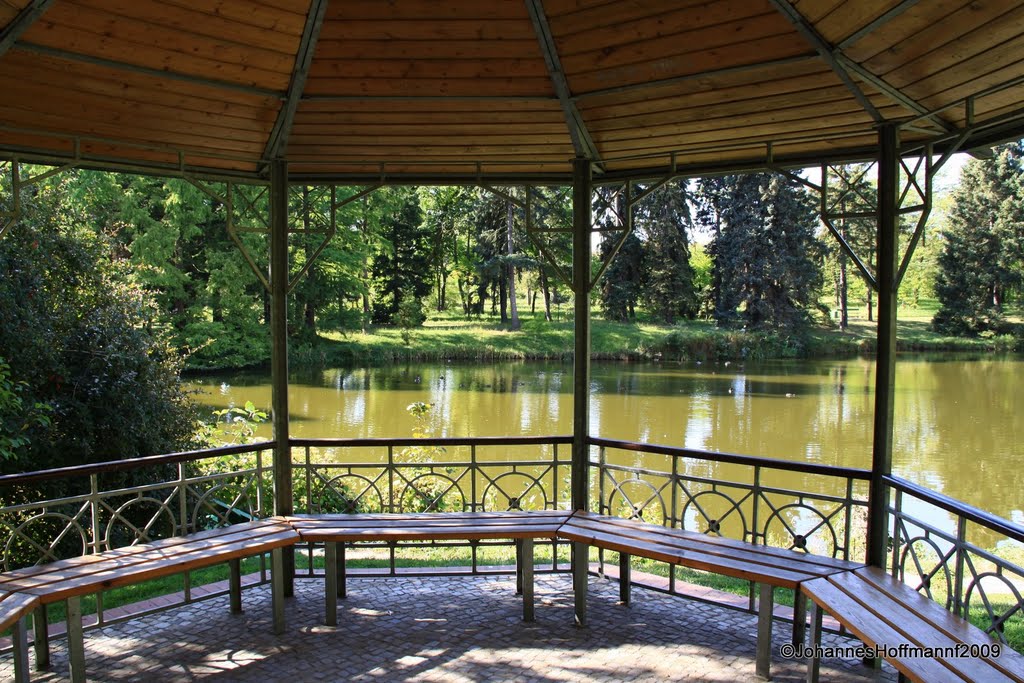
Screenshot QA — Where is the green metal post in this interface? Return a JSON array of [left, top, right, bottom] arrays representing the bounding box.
[[571, 158, 592, 512], [269, 160, 295, 594], [867, 124, 899, 569]]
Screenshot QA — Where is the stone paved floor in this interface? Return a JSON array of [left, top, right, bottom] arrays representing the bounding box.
[[1, 574, 897, 682]]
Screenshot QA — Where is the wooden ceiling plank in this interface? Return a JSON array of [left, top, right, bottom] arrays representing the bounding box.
[[72, 0, 302, 53], [835, 0, 922, 49], [302, 77, 555, 98], [313, 39, 543, 61], [0, 0, 53, 58], [309, 58, 550, 81], [813, 0, 901, 45], [288, 133, 570, 147], [879, 6, 1024, 89], [15, 42, 288, 96], [29, 4, 297, 70], [159, 0, 308, 34], [293, 111, 565, 126], [325, 0, 528, 21], [553, 1, 775, 56], [585, 84, 854, 131], [290, 122, 569, 136], [318, 19, 537, 41], [548, 0, 714, 34], [561, 13, 795, 73], [575, 57, 830, 106], [854, 0, 1008, 70], [0, 78, 273, 135], [911, 55, 1024, 110], [525, 0, 599, 161], [568, 34, 811, 94]]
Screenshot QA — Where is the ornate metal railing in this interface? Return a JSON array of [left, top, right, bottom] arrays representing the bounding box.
[[290, 436, 573, 576], [0, 441, 275, 625], [588, 437, 871, 609], [887, 475, 1024, 645]]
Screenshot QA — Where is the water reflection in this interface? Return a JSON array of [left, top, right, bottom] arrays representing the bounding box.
[[187, 355, 1022, 529]]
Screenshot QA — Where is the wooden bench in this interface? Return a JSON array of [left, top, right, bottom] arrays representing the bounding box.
[[0, 517, 297, 683], [290, 510, 573, 625], [1, 590, 39, 683], [559, 511, 865, 680], [802, 566, 1024, 683]]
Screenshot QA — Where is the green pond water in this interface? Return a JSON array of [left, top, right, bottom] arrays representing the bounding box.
[[187, 355, 1023, 537]]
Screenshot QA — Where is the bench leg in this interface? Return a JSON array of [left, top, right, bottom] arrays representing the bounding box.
[[325, 541, 338, 626], [33, 603, 49, 670], [515, 540, 524, 595], [572, 541, 588, 627], [792, 591, 807, 646], [229, 558, 243, 613], [521, 538, 534, 622], [619, 552, 631, 606], [806, 600, 822, 683], [271, 547, 286, 635], [12, 615, 30, 683], [67, 596, 86, 683], [756, 583, 774, 681], [338, 543, 346, 599]]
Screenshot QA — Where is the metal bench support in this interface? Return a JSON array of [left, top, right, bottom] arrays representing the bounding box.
[[756, 583, 774, 680]]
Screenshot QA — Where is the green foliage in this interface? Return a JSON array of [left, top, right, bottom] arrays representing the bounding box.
[[371, 187, 431, 324], [934, 143, 1024, 336], [194, 400, 268, 447], [0, 172, 198, 474], [0, 358, 52, 460], [397, 295, 426, 346], [636, 180, 699, 323]]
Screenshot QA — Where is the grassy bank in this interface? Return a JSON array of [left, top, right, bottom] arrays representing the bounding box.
[[292, 306, 1021, 367]]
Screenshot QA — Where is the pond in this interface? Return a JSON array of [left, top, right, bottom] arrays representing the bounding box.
[[187, 355, 1024, 530]]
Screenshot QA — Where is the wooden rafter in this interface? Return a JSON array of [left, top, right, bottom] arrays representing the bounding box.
[[264, 0, 328, 163], [0, 0, 54, 58], [524, 0, 601, 164]]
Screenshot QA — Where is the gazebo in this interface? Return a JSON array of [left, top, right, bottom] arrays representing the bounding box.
[[2, 0, 1024, 680]]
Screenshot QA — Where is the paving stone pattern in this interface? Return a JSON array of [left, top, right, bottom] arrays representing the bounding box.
[[0, 574, 897, 682]]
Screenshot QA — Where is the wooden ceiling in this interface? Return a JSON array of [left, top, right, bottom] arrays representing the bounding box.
[[1, 0, 1024, 183]]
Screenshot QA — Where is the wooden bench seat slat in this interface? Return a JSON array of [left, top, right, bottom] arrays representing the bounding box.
[[802, 576, 970, 683], [823, 573, 1012, 682], [299, 524, 561, 541], [559, 523, 810, 588], [0, 518, 294, 585], [8, 529, 298, 601], [841, 569, 1024, 682], [569, 512, 860, 573], [0, 591, 39, 631]]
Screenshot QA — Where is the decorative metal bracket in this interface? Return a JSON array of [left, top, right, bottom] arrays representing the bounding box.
[[186, 178, 381, 294]]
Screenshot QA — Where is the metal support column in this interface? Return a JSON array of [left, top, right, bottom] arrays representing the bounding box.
[[269, 160, 294, 595], [571, 158, 592, 512], [867, 124, 899, 569]]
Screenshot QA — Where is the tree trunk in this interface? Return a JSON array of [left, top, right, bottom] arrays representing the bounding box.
[[540, 268, 553, 322], [303, 186, 317, 334], [361, 197, 370, 332], [838, 216, 848, 330], [507, 200, 520, 331], [499, 273, 508, 323], [866, 289, 874, 323]]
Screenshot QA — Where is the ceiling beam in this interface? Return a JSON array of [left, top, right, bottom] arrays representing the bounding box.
[[524, 0, 601, 164], [16, 42, 284, 99], [263, 0, 328, 162], [839, 57, 953, 132], [0, 0, 55, 58], [767, 0, 883, 123]]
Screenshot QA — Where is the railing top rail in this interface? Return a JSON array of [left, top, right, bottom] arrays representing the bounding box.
[[291, 435, 574, 448], [885, 474, 1024, 545], [0, 441, 275, 487], [588, 436, 872, 480]]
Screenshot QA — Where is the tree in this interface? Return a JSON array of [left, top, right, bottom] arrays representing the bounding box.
[[933, 143, 1024, 335], [699, 173, 824, 329], [370, 187, 431, 324], [0, 172, 197, 473], [597, 186, 642, 321], [636, 180, 699, 323]]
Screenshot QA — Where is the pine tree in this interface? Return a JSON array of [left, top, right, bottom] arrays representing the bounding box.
[[933, 143, 1024, 335], [700, 173, 823, 329], [370, 187, 431, 325], [635, 180, 698, 323]]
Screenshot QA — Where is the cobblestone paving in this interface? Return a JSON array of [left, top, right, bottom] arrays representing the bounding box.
[[1, 574, 897, 682]]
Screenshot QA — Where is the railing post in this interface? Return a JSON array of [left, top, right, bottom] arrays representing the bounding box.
[[571, 157, 592, 512], [868, 124, 899, 569], [269, 159, 294, 594], [953, 518, 967, 618]]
